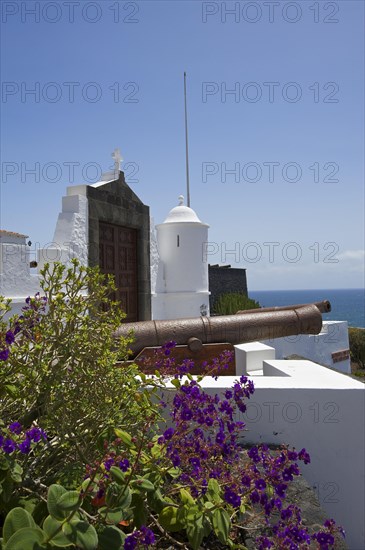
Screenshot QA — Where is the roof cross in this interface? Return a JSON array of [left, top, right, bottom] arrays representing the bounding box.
[[112, 148, 123, 178]]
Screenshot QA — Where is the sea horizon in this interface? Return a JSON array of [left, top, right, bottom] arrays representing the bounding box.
[[248, 288, 365, 329]]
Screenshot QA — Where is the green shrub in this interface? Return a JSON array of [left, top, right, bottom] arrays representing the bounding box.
[[349, 327, 365, 369], [0, 260, 153, 488], [212, 292, 260, 315]]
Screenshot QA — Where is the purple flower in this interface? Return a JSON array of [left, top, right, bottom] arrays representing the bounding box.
[[124, 526, 155, 549], [26, 427, 46, 442], [275, 483, 287, 498], [171, 453, 181, 467], [181, 408, 192, 421], [281, 507, 293, 520], [215, 432, 225, 445], [189, 457, 201, 470], [0, 348, 10, 361], [250, 490, 260, 504], [5, 330, 15, 345], [2, 439, 16, 454], [119, 459, 130, 471], [163, 427, 174, 440], [258, 536, 273, 549], [282, 467, 294, 481], [224, 488, 241, 507], [9, 422, 22, 434], [124, 535, 137, 550], [255, 478, 267, 490], [141, 526, 155, 545], [248, 446, 260, 463], [298, 448, 311, 464], [18, 439, 31, 454], [104, 458, 114, 471], [241, 474, 251, 488]]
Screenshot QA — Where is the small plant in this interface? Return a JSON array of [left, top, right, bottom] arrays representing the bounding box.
[[213, 292, 260, 315], [349, 327, 365, 369]]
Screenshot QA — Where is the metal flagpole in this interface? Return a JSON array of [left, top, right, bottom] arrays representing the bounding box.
[[184, 72, 191, 207]]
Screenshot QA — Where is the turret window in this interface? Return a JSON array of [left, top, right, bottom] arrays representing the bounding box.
[[177, 235, 180, 247]]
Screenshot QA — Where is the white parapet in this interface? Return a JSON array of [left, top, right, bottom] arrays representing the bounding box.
[[260, 321, 351, 374], [234, 342, 276, 375]]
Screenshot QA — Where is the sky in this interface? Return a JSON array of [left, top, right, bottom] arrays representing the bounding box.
[[1, 0, 364, 291]]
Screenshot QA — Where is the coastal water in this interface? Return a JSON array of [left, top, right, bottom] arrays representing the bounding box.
[[249, 288, 365, 329]]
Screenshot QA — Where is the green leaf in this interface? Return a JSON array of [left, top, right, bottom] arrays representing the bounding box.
[[158, 506, 184, 533], [98, 506, 125, 525], [4, 385, 18, 398], [184, 504, 200, 522], [116, 486, 132, 509], [3, 508, 35, 544], [239, 502, 246, 515], [32, 501, 48, 526], [63, 520, 98, 550], [130, 477, 155, 493], [4, 527, 45, 550], [57, 491, 82, 512], [0, 456, 10, 471], [106, 483, 123, 509], [98, 526, 126, 550], [170, 378, 181, 389], [113, 430, 134, 447], [109, 466, 126, 485], [147, 488, 169, 514], [186, 515, 204, 550], [208, 479, 221, 500], [213, 508, 231, 544], [47, 485, 68, 520], [43, 516, 73, 547], [204, 501, 215, 510], [131, 493, 147, 528], [1, 476, 14, 503], [180, 488, 195, 505]]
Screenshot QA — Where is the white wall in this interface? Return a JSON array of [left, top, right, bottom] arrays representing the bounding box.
[[37, 191, 88, 272], [1, 188, 88, 315], [261, 321, 351, 374]]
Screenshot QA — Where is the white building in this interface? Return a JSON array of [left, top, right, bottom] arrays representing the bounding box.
[[152, 195, 210, 320]]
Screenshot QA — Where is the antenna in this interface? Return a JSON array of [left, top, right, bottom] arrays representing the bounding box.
[[184, 72, 191, 207]]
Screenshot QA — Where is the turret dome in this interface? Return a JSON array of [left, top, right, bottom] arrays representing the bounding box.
[[162, 196, 208, 225]]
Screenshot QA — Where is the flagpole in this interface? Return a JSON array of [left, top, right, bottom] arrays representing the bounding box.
[[184, 71, 191, 207]]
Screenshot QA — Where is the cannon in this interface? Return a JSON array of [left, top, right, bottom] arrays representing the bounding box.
[[114, 302, 328, 359]]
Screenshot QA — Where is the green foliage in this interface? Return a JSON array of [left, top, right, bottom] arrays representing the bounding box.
[[0, 260, 153, 487], [212, 292, 260, 315], [349, 327, 365, 369]]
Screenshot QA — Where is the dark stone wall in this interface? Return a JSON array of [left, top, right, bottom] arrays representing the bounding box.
[[209, 266, 248, 311], [87, 171, 151, 321]]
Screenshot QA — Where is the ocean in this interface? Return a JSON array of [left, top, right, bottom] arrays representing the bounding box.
[[249, 288, 365, 329]]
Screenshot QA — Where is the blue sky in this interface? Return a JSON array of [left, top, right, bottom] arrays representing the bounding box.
[[1, 0, 364, 290]]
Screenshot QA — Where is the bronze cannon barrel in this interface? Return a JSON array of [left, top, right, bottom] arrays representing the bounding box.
[[114, 304, 324, 357], [236, 300, 331, 315]]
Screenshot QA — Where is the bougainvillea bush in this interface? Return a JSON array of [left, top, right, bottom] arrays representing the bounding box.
[[0, 262, 345, 549]]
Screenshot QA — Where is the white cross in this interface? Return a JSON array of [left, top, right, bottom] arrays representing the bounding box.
[[112, 148, 123, 177]]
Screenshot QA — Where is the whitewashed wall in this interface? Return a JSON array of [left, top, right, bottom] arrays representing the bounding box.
[[260, 321, 351, 374]]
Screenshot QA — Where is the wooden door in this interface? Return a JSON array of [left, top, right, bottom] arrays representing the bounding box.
[[99, 222, 138, 322]]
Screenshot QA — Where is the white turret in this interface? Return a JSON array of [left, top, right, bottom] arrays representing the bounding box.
[[152, 196, 210, 320]]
